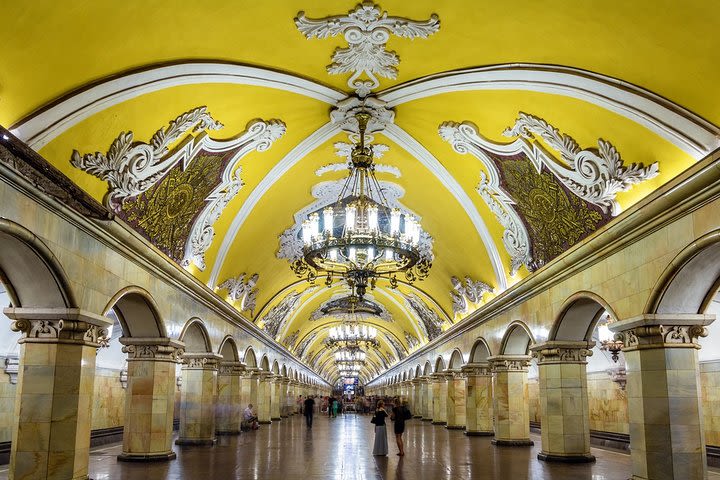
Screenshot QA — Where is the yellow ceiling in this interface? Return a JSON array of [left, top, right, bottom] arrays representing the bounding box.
[[2, 0, 718, 383]]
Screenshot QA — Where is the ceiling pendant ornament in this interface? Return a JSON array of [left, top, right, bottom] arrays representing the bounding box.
[[439, 122, 532, 274], [450, 276, 494, 317], [295, 3, 440, 97], [217, 273, 259, 315], [309, 294, 392, 322], [503, 112, 659, 216], [289, 112, 433, 300]]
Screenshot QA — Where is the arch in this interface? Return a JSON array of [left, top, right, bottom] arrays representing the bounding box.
[[402, 372, 407, 381], [217, 336, 240, 361], [259, 354, 270, 372], [448, 349, 464, 369], [0, 218, 75, 308], [499, 321, 535, 355], [549, 291, 617, 342], [407, 368, 414, 380], [103, 286, 166, 338], [272, 360, 280, 375], [646, 229, 720, 314], [469, 337, 492, 363], [421, 360, 432, 376], [415, 365, 422, 378], [281, 364, 287, 377], [243, 346, 258, 367], [178, 318, 212, 353], [434, 356, 446, 373]]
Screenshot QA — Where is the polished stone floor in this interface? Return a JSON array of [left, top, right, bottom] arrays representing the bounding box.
[[2, 414, 720, 479]]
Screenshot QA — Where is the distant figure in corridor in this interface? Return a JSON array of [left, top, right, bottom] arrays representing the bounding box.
[[372, 400, 389, 456], [243, 404, 259, 431], [331, 397, 339, 418], [304, 395, 315, 428], [391, 399, 412, 456]]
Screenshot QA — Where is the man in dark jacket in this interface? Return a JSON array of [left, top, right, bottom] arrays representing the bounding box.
[[304, 395, 315, 428]]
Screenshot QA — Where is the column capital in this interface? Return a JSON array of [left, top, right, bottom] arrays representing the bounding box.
[[5, 307, 113, 347], [430, 372, 451, 381], [410, 378, 423, 386], [181, 352, 222, 370], [120, 337, 185, 362], [218, 361, 246, 376], [530, 340, 594, 365], [487, 354, 531, 372], [608, 314, 715, 350], [443, 369, 465, 379], [461, 362, 491, 376]]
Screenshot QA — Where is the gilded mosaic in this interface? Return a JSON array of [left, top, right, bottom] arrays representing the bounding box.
[[488, 151, 611, 269], [118, 152, 233, 263]]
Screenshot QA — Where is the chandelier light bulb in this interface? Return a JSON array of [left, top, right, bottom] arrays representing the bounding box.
[[345, 204, 356, 231], [390, 208, 401, 235], [329, 248, 338, 261], [310, 212, 320, 238], [349, 247, 356, 263], [368, 205, 379, 231], [323, 207, 334, 234], [302, 220, 312, 244], [598, 324, 612, 343]]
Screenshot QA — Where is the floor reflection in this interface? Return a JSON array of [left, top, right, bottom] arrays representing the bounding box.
[[2, 414, 720, 479]]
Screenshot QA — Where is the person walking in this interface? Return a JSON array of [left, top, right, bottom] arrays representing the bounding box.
[[304, 395, 315, 428], [372, 400, 389, 456], [391, 399, 412, 456], [331, 397, 339, 418]]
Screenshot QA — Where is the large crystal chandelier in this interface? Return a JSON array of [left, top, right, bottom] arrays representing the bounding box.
[[291, 111, 432, 299], [335, 349, 366, 362], [325, 323, 379, 350]]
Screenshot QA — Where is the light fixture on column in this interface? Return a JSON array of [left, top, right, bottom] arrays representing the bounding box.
[[290, 111, 432, 299], [597, 315, 624, 363]]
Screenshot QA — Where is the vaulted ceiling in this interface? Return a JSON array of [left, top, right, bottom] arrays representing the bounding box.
[[2, 1, 719, 384]]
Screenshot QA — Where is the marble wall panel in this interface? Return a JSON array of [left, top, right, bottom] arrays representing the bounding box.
[[91, 367, 126, 430]]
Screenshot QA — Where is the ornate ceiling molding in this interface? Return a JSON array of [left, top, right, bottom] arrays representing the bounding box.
[[218, 273, 259, 316], [295, 3, 440, 97], [308, 294, 393, 322], [71, 109, 286, 270], [11, 63, 344, 151], [451, 276, 493, 317], [403, 293, 448, 341], [378, 64, 720, 159]]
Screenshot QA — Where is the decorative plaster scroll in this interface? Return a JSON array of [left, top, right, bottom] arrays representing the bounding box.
[[488, 356, 531, 372], [404, 331, 420, 350], [71, 107, 223, 208], [613, 324, 708, 348], [295, 3, 440, 96], [283, 330, 300, 351], [383, 333, 407, 360], [121, 343, 185, 362], [258, 289, 316, 340], [315, 160, 400, 178], [439, 121, 532, 273], [296, 330, 320, 358], [503, 113, 659, 216], [450, 275, 493, 316], [218, 273, 260, 315], [403, 293, 446, 341], [276, 179, 433, 262], [532, 346, 593, 364]]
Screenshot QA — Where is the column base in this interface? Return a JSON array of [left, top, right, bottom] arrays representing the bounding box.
[[175, 438, 217, 446], [117, 451, 177, 462], [537, 453, 596, 463], [492, 439, 534, 446], [431, 421, 447, 425], [258, 420, 272, 425], [271, 417, 281, 421], [421, 418, 433, 422], [281, 415, 288, 418], [215, 430, 241, 436], [465, 430, 494, 436], [445, 425, 465, 430], [413, 415, 422, 418]]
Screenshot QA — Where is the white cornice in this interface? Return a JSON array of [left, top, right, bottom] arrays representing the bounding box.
[[378, 64, 720, 159], [11, 63, 345, 151], [382, 123, 508, 290]]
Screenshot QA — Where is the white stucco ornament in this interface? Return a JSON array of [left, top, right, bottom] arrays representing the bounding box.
[[296, 3, 440, 96]]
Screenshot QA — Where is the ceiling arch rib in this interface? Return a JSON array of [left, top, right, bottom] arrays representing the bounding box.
[[378, 64, 720, 159], [11, 62, 346, 151]]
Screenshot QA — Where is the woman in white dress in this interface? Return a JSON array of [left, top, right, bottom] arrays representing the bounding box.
[[372, 400, 389, 456]]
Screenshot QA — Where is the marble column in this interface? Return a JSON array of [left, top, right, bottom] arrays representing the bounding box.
[[446, 371, 466, 430], [462, 363, 494, 436], [118, 337, 185, 461], [609, 314, 714, 480], [239, 368, 259, 414], [531, 341, 595, 463], [215, 361, 244, 435], [422, 377, 433, 421], [411, 379, 422, 418], [176, 353, 221, 445], [488, 355, 533, 446], [256, 372, 273, 424], [431, 373, 449, 425], [270, 376, 282, 421], [280, 378, 291, 418], [5, 308, 112, 480]]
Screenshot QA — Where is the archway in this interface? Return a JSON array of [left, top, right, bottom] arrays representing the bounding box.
[[469, 338, 491, 363], [448, 349, 464, 370], [499, 321, 535, 355], [243, 347, 258, 368], [218, 336, 240, 362]]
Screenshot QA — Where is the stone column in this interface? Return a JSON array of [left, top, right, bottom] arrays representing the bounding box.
[[118, 337, 185, 461], [530, 341, 595, 463], [488, 355, 533, 446], [446, 371, 466, 430], [239, 368, 259, 414], [270, 376, 282, 421], [431, 373, 449, 425], [422, 377, 433, 421], [609, 314, 714, 480], [176, 353, 221, 445], [5, 308, 112, 480], [215, 361, 244, 435], [280, 378, 291, 418], [462, 363, 494, 436], [411, 379, 422, 418], [256, 372, 273, 424]]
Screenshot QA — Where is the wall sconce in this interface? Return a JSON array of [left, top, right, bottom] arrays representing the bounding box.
[[176, 376, 183, 389], [119, 369, 128, 389], [597, 323, 624, 363]]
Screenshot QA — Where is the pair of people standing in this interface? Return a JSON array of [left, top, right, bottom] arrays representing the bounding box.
[[372, 400, 412, 456]]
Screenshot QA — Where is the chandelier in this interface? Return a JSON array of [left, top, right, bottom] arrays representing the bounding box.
[[597, 316, 623, 362], [290, 111, 432, 299], [325, 323, 379, 350], [335, 349, 366, 362]]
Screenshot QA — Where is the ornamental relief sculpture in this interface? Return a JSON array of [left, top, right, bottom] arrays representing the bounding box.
[[450, 275, 493, 317], [218, 273, 260, 316]]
